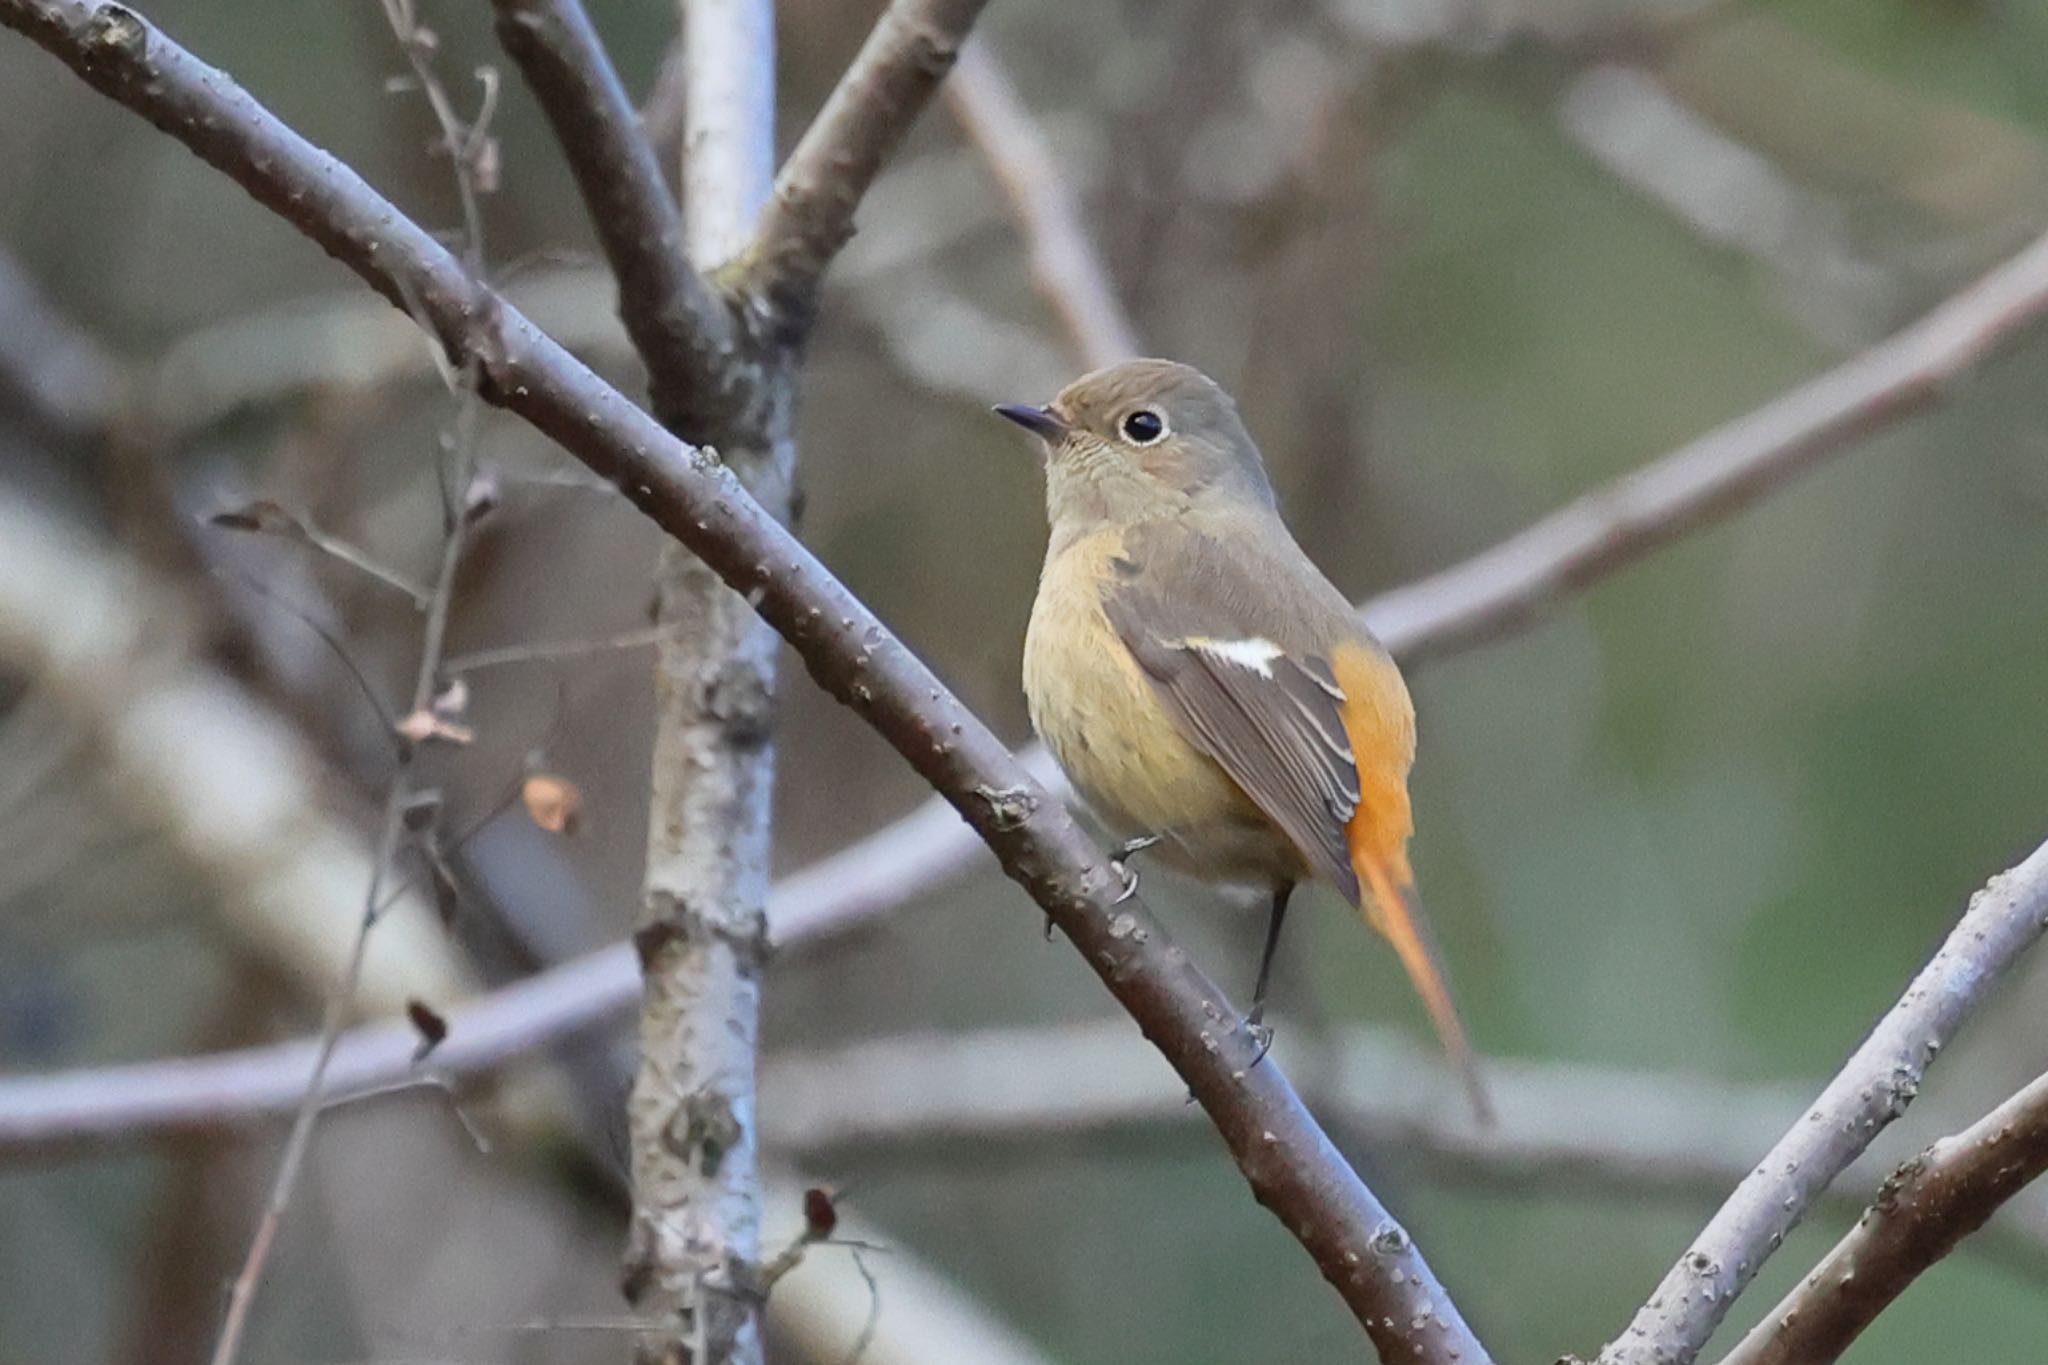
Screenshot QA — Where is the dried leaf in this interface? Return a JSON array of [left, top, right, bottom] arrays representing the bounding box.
[[406, 999, 448, 1060], [802, 1187, 839, 1242], [522, 772, 583, 834]]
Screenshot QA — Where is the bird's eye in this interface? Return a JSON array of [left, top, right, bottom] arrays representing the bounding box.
[[1121, 408, 1166, 445]]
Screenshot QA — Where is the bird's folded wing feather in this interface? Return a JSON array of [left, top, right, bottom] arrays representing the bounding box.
[[1104, 586, 1364, 900]]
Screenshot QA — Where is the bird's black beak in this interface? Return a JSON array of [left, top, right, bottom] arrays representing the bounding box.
[[993, 403, 1068, 442]]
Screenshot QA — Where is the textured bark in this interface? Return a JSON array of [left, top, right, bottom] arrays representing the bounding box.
[[1589, 840, 2048, 1365], [1719, 1067, 2048, 1365], [618, 3, 786, 1361]]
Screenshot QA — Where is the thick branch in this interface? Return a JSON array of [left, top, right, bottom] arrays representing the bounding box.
[[0, 7, 1481, 1357], [487, 0, 746, 434], [1718, 1068, 2048, 1365], [942, 40, 1138, 371], [743, 0, 989, 334], [1591, 838, 2048, 1365]]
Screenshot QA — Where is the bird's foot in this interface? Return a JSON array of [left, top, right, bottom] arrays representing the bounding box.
[[1108, 834, 1162, 904], [1245, 1020, 1276, 1065], [1243, 1007, 1275, 1065]]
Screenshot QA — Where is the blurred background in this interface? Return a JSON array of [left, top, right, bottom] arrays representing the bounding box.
[[4, 0, 2048, 1360]]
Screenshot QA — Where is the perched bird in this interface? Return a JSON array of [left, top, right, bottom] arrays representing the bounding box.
[[997, 359, 1488, 1117]]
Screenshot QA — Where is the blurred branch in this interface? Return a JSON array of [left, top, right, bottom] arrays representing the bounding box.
[[1366, 226, 2048, 660], [758, 1021, 2048, 1276], [488, 0, 747, 434], [0, 247, 125, 444], [19, 1004, 2048, 1279], [1589, 837, 2048, 1365], [0, 477, 470, 1017], [743, 0, 988, 335], [941, 39, 1138, 371], [1720, 1067, 2048, 1365]]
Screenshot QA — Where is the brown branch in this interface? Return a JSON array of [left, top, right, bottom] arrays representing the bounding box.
[[1587, 838, 2048, 1365], [743, 0, 990, 335], [0, 7, 1482, 1358], [487, 0, 746, 434], [1719, 1067, 2048, 1365], [941, 39, 1138, 371]]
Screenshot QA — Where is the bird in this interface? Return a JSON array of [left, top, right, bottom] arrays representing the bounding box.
[[996, 358, 1489, 1119]]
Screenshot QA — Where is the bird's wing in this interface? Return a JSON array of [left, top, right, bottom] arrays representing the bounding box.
[[1100, 523, 1370, 900], [1104, 603, 1364, 898]]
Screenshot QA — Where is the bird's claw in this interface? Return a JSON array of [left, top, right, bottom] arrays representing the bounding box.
[[1111, 860, 1141, 904], [1242, 1004, 1275, 1065], [1107, 834, 1161, 904], [1245, 1017, 1275, 1066]]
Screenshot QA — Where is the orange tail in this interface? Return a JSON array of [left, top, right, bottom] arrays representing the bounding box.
[[1353, 851, 1493, 1125]]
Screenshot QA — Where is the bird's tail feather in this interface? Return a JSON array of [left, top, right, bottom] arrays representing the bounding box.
[[1353, 852, 1494, 1125]]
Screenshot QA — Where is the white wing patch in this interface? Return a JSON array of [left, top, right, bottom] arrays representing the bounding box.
[[1183, 635, 1286, 678]]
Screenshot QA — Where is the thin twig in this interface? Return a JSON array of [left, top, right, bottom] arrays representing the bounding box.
[[441, 623, 674, 673], [206, 8, 491, 1358], [1717, 1067, 2048, 1365], [488, 0, 745, 432], [743, 0, 990, 335], [1588, 837, 2048, 1365], [941, 40, 1138, 371]]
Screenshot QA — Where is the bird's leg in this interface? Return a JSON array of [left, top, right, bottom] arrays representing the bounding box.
[[1108, 833, 1163, 904], [1244, 883, 1293, 1061]]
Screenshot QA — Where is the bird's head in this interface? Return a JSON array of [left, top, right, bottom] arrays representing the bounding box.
[[996, 359, 1276, 544]]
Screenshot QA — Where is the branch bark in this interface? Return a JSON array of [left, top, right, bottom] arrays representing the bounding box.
[[743, 0, 989, 336], [618, 0, 787, 1353], [1589, 837, 2048, 1365], [0, 7, 1484, 1358], [487, 0, 746, 435], [1718, 1067, 2048, 1365]]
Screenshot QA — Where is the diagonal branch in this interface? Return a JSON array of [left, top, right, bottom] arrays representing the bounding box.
[[487, 0, 745, 433], [941, 39, 1138, 371], [1363, 227, 2048, 662], [743, 0, 989, 335], [0, 4, 1482, 1359], [1719, 1066, 2048, 1365], [1588, 837, 2048, 1365]]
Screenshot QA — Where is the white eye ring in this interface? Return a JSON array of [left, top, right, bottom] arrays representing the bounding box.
[[1120, 407, 1169, 445]]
